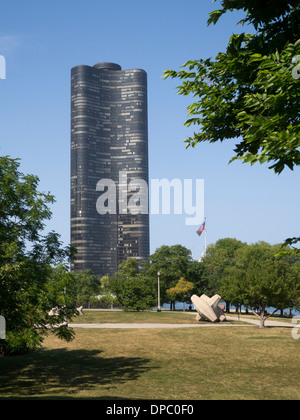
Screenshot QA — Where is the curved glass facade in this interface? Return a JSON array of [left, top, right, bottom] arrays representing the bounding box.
[[71, 62, 149, 277]]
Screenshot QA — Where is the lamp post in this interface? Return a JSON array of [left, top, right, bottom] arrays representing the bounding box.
[[157, 271, 161, 312]]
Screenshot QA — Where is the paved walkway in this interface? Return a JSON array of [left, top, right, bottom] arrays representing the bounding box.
[[69, 322, 251, 329], [69, 316, 295, 329], [226, 315, 294, 328]]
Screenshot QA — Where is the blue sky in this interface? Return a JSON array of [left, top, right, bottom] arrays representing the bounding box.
[[0, 0, 299, 260]]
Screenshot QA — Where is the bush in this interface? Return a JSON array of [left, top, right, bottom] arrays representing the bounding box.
[[0, 329, 42, 356], [110, 274, 155, 311]]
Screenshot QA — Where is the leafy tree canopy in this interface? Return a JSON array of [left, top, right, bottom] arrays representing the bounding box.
[[73, 269, 101, 307], [0, 156, 77, 355], [204, 238, 247, 291], [164, 1, 300, 174], [204, 240, 300, 327], [145, 245, 194, 305], [232, 242, 300, 327], [109, 260, 155, 311], [209, 0, 299, 36], [166, 277, 194, 311]]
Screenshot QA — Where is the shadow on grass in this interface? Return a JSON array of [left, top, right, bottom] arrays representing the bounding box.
[[0, 348, 153, 399]]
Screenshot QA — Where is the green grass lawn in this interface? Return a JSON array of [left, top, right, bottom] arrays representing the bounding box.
[[0, 311, 299, 400], [70, 309, 212, 324], [71, 309, 294, 324], [71, 309, 200, 324]]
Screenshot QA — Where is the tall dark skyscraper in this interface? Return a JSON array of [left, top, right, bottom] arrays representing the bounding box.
[[71, 62, 149, 277]]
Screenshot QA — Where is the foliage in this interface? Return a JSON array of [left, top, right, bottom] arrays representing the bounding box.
[[185, 259, 209, 295], [73, 269, 101, 307], [218, 265, 245, 311], [164, 0, 300, 249], [204, 238, 247, 293], [164, 1, 300, 174], [108, 250, 207, 311], [117, 258, 139, 277], [109, 274, 155, 312], [166, 277, 194, 310], [0, 156, 77, 355], [109, 259, 155, 311], [205, 240, 300, 327], [145, 245, 196, 306], [207, 1, 299, 38], [236, 242, 300, 327], [98, 275, 118, 309]]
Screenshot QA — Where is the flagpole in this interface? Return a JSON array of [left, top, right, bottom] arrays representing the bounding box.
[[196, 219, 206, 261]]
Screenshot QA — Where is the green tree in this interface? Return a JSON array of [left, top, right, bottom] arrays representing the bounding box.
[[164, 1, 300, 173], [186, 259, 209, 297], [219, 265, 246, 313], [0, 156, 77, 355], [145, 245, 194, 309], [117, 258, 139, 277], [204, 238, 247, 303], [234, 242, 300, 327], [206, 239, 300, 324], [74, 269, 101, 308], [108, 259, 155, 311], [164, 1, 300, 247], [98, 275, 117, 309], [109, 273, 155, 312], [166, 277, 194, 311]]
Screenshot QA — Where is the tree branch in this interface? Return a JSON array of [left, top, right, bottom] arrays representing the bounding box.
[[264, 308, 279, 321], [251, 309, 260, 318]]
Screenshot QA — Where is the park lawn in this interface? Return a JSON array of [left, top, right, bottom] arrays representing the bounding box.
[[71, 309, 293, 325], [0, 322, 299, 400], [71, 309, 205, 324]]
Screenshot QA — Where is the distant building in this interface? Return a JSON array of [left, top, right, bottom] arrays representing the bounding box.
[[71, 62, 149, 277]]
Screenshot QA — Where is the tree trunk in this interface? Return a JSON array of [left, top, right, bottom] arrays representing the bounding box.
[[259, 304, 266, 328], [252, 306, 266, 328], [259, 313, 265, 329], [225, 301, 230, 313], [253, 306, 278, 328]]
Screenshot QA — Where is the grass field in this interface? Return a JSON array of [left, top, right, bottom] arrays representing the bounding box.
[[0, 311, 299, 400], [70, 309, 202, 324], [71, 309, 294, 324]]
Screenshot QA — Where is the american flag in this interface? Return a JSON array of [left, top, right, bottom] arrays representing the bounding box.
[[196, 220, 205, 237]]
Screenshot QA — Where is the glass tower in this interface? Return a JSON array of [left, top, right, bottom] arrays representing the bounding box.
[[71, 62, 149, 277]]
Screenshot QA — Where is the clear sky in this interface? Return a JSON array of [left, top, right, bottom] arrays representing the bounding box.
[[0, 0, 299, 260]]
